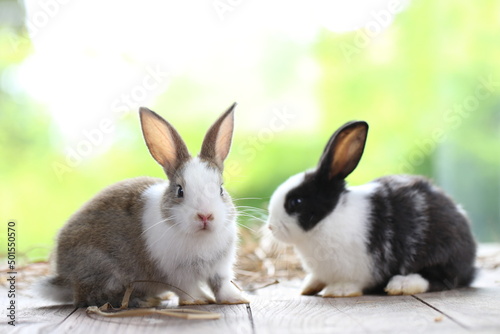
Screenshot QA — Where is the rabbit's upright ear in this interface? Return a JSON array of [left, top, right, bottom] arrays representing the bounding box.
[[318, 121, 368, 181], [140, 107, 191, 179], [199, 103, 236, 171]]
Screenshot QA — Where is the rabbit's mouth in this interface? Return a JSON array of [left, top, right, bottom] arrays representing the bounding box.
[[196, 221, 214, 232], [269, 219, 291, 241]]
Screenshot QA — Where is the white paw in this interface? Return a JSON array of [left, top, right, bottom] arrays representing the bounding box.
[[178, 288, 216, 305], [217, 295, 249, 305], [385, 274, 429, 295], [217, 289, 249, 304], [323, 283, 363, 298], [301, 275, 326, 296], [215, 282, 249, 304]]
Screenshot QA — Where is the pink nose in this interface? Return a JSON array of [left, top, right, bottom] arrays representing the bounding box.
[[197, 213, 214, 223]]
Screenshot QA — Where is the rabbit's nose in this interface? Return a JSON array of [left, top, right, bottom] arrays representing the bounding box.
[[197, 213, 214, 229], [197, 213, 214, 223]]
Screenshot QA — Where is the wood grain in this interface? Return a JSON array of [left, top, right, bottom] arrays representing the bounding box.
[[1, 297, 75, 334], [250, 282, 467, 334], [54, 303, 253, 334], [414, 287, 500, 332], [1, 243, 499, 333]]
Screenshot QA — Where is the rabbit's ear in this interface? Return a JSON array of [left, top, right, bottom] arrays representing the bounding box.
[[318, 121, 368, 181], [199, 103, 236, 171], [140, 107, 191, 178]]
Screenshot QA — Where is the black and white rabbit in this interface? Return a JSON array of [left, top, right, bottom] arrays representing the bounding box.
[[37, 104, 248, 307], [267, 121, 476, 297]]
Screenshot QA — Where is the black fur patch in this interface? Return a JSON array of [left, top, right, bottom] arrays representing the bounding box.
[[366, 175, 476, 292], [284, 172, 347, 232]]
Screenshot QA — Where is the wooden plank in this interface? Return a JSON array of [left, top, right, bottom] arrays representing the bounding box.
[[414, 287, 500, 332], [1, 243, 499, 333], [7, 317, 71, 334], [0, 285, 75, 334], [474, 244, 500, 288], [2, 306, 76, 333], [249, 281, 467, 334], [0, 286, 252, 334], [54, 303, 253, 334]]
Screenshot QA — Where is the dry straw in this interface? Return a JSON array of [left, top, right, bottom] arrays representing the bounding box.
[[86, 283, 221, 320]]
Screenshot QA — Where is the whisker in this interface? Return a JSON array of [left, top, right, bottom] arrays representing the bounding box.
[[141, 215, 178, 235], [236, 207, 269, 217], [236, 205, 268, 211], [236, 206, 268, 213], [237, 212, 268, 219], [238, 210, 268, 217], [149, 228, 168, 247], [236, 223, 257, 233], [149, 221, 181, 247], [238, 217, 267, 225], [233, 197, 264, 202], [236, 213, 268, 224]]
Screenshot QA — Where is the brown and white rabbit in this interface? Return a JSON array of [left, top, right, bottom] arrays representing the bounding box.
[[267, 121, 476, 297], [38, 103, 249, 307]]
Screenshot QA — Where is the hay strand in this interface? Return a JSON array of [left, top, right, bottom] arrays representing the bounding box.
[[86, 306, 221, 320], [86, 281, 221, 320]]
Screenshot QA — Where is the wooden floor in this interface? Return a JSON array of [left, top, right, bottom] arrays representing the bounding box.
[[2, 245, 500, 334]]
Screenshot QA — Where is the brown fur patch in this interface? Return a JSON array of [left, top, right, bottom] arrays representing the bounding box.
[[54, 176, 171, 307]]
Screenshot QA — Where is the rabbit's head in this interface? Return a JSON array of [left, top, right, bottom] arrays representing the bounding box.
[[140, 104, 237, 236], [267, 121, 368, 243]]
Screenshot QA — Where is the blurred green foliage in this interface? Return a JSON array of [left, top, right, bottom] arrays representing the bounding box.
[[1, 0, 499, 262], [312, 0, 500, 242]]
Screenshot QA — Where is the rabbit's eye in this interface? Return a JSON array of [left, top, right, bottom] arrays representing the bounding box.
[[220, 186, 224, 197], [286, 197, 303, 212], [176, 185, 184, 198]]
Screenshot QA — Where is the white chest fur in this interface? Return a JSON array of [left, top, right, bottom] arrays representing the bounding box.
[[141, 182, 233, 284], [294, 183, 378, 288]]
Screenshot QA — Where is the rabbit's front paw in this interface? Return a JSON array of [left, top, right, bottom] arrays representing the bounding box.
[[301, 275, 326, 296], [178, 288, 216, 306], [129, 297, 162, 308], [215, 282, 249, 304], [323, 283, 363, 298]]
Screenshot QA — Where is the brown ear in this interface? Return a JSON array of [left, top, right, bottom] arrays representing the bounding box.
[[318, 121, 368, 180], [199, 103, 236, 171], [139, 107, 191, 179]]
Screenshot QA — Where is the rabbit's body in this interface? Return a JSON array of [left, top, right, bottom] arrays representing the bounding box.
[[366, 175, 476, 293], [267, 121, 476, 297], [39, 105, 247, 307], [50, 177, 166, 307], [277, 176, 376, 297]]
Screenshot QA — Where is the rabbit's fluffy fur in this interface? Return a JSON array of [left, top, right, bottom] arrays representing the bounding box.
[[267, 121, 476, 297], [37, 105, 248, 307]]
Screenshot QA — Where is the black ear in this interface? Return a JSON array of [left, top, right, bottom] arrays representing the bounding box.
[[317, 121, 368, 181]]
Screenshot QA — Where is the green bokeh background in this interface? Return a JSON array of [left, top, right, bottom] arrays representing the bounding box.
[[1, 0, 499, 263]]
